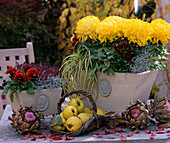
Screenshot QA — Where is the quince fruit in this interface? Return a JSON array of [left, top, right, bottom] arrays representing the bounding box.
[[84, 107, 93, 116], [53, 124, 65, 131], [60, 112, 66, 124], [69, 97, 84, 113], [63, 106, 78, 119], [65, 116, 82, 132], [78, 113, 92, 125], [97, 108, 105, 116]]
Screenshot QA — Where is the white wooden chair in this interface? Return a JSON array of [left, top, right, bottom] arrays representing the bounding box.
[[0, 42, 35, 120]]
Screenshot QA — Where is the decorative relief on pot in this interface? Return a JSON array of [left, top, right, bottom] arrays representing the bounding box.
[[98, 78, 112, 97], [34, 93, 50, 112]]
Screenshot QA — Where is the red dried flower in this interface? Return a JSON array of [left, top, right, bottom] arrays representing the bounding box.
[[69, 36, 79, 52], [27, 68, 40, 80], [23, 66, 32, 72], [14, 70, 26, 82], [5, 66, 17, 78]]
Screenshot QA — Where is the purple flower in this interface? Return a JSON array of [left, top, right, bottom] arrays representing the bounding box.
[[25, 112, 36, 121], [131, 108, 140, 118]]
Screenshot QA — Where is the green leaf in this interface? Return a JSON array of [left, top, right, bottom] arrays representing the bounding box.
[[2, 86, 9, 95], [26, 88, 35, 94], [104, 61, 110, 67], [9, 91, 14, 102], [50, 114, 62, 126]]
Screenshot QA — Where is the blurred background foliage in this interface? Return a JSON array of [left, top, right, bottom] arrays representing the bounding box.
[[1, 0, 168, 66]]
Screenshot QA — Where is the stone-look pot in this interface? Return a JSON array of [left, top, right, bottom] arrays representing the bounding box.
[[9, 88, 62, 115], [93, 70, 158, 112], [81, 70, 158, 113]]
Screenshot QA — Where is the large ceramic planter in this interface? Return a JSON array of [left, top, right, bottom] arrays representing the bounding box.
[[92, 70, 158, 112], [9, 88, 62, 115]]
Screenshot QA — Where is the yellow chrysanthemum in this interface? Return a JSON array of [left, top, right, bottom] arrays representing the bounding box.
[[150, 19, 170, 45], [96, 16, 127, 42], [75, 16, 100, 41], [123, 19, 152, 46]]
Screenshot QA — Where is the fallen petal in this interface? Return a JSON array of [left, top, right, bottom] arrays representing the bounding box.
[[93, 134, 102, 138], [36, 131, 43, 135], [31, 135, 36, 141], [127, 132, 133, 137], [145, 129, 152, 134], [156, 132, 165, 134], [107, 136, 115, 139], [52, 136, 63, 140], [150, 133, 155, 139], [21, 133, 30, 140], [120, 134, 127, 141], [44, 126, 49, 130]]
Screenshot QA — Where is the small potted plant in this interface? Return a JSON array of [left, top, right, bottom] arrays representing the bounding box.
[[62, 16, 169, 112], [1, 62, 65, 115]]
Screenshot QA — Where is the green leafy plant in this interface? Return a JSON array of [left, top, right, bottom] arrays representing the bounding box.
[[61, 16, 169, 94], [1, 63, 63, 102]]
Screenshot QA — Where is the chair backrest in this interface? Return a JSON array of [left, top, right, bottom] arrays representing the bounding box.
[[0, 42, 35, 78], [0, 42, 35, 120]]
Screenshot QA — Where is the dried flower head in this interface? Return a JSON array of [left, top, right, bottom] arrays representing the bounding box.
[[25, 112, 36, 122]]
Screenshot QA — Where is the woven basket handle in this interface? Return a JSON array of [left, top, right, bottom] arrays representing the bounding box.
[[57, 90, 97, 115]]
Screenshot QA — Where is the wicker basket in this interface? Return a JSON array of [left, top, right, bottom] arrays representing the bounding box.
[[49, 90, 107, 137]]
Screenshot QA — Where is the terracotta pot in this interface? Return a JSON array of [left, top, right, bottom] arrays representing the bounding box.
[[9, 88, 62, 115]]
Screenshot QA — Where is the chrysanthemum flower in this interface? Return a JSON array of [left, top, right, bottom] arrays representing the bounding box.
[[14, 70, 26, 82], [27, 68, 40, 80], [5, 66, 17, 79], [150, 19, 170, 45], [75, 16, 100, 41], [123, 19, 152, 46]]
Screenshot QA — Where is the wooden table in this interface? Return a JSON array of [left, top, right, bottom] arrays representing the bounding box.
[[0, 104, 169, 143]]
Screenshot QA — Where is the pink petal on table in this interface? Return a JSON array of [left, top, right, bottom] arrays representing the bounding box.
[[100, 133, 107, 135], [157, 126, 164, 131], [156, 132, 165, 134], [35, 131, 43, 135], [21, 133, 30, 140], [44, 126, 49, 130], [43, 138, 47, 141], [107, 136, 115, 139], [120, 134, 127, 141], [92, 132, 100, 135], [167, 130, 170, 133], [31, 135, 36, 141], [145, 129, 152, 134], [65, 135, 75, 140], [134, 128, 140, 133], [93, 134, 102, 138], [150, 133, 155, 139], [127, 132, 133, 137], [52, 136, 63, 140]]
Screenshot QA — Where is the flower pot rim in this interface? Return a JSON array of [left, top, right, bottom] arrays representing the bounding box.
[[97, 70, 158, 76]]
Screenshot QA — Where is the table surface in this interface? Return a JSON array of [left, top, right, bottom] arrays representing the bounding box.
[[0, 104, 169, 143]]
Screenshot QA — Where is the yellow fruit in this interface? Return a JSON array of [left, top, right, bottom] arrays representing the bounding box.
[[78, 113, 91, 125], [60, 112, 66, 124], [84, 107, 93, 115], [69, 97, 84, 113], [63, 106, 78, 119], [65, 116, 82, 132], [97, 108, 105, 116], [53, 124, 65, 131]]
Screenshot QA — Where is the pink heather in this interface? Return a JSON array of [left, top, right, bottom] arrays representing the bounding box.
[[131, 108, 140, 118], [25, 112, 36, 121]]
